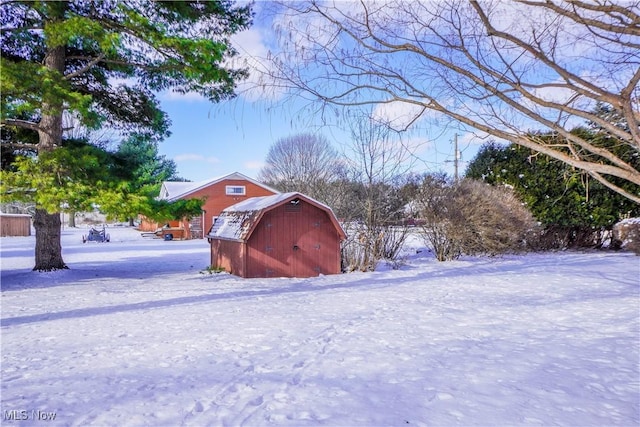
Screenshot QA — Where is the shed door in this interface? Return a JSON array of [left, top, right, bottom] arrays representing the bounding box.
[[288, 201, 328, 278], [248, 202, 337, 278]]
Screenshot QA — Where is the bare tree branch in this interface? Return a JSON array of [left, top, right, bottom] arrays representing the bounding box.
[[264, 0, 640, 202], [516, 0, 640, 38]]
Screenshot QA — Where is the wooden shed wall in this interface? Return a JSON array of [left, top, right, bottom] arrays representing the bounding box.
[[210, 238, 245, 276], [0, 214, 31, 237], [245, 200, 341, 278]]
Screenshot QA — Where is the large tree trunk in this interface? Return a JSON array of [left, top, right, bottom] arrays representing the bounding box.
[[34, 39, 67, 271], [33, 209, 67, 271]]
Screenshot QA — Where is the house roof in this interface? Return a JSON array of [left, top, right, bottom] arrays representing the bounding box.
[[207, 192, 346, 242], [158, 172, 280, 202]]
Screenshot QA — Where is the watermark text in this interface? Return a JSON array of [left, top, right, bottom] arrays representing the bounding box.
[[3, 409, 57, 422]]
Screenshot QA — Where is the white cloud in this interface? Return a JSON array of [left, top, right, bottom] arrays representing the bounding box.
[[160, 91, 207, 103], [459, 131, 506, 146], [229, 27, 289, 102], [402, 136, 431, 155], [372, 101, 427, 131], [244, 160, 264, 170], [174, 154, 220, 164]]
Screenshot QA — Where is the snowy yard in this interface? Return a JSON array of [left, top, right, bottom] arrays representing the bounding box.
[[1, 227, 639, 427]]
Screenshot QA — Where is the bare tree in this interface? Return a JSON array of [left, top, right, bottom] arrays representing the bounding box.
[[339, 112, 415, 271], [258, 133, 341, 203], [264, 0, 640, 203]]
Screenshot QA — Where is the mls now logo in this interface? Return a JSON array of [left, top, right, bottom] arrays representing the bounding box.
[[3, 410, 28, 421], [4, 409, 57, 421]]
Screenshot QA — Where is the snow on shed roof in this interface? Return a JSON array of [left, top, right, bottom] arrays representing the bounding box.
[[207, 210, 260, 241], [223, 192, 309, 212], [207, 192, 345, 242]]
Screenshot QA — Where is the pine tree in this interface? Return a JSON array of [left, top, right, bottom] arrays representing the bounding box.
[[1, 1, 252, 270]]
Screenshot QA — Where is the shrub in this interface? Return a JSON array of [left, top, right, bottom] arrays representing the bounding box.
[[612, 218, 640, 255], [416, 178, 538, 261], [341, 223, 379, 272], [200, 265, 226, 274], [466, 139, 640, 249], [341, 223, 410, 272]]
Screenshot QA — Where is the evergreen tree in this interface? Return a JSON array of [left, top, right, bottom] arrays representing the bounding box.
[[116, 135, 180, 188], [466, 130, 640, 247], [114, 134, 198, 226], [1, 1, 252, 270]]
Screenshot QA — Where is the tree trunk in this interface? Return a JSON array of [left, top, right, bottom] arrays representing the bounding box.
[[34, 38, 67, 270], [68, 211, 76, 228], [33, 209, 67, 271]]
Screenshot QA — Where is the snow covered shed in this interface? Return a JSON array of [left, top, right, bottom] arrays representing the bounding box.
[[207, 192, 346, 278]]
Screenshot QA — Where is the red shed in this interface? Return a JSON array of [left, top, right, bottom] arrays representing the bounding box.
[[207, 192, 346, 278]]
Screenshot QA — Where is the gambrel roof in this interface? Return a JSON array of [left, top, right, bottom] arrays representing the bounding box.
[[207, 192, 346, 242]]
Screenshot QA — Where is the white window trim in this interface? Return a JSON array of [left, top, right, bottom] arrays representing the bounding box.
[[225, 185, 246, 195]]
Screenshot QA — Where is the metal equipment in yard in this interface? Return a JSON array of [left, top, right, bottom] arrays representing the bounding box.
[[82, 226, 110, 243]]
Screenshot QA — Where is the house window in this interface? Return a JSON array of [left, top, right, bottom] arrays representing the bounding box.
[[226, 185, 246, 195]]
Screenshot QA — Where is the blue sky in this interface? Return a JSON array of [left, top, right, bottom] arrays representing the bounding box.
[[157, 96, 296, 182], [153, 4, 481, 183], [157, 81, 474, 184]]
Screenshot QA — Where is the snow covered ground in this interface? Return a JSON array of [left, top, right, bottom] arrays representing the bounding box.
[[1, 227, 639, 427]]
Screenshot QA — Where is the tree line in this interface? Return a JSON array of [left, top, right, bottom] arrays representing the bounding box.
[[258, 108, 639, 268], [2, 0, 637, 271]]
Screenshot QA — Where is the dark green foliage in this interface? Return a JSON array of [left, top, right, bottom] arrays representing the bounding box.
[[1, 139, 138, 214], [144, 197, 204, 224], [115, 134, 179, 189], [0, 126, 37, 171], [466, 129, 640, 248], [1, 0, 252, 269], [1, 1, 252, 139], [113, 134, 204, 223], [0, 136, 204, 222]]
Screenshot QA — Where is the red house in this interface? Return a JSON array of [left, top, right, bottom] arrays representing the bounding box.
[[138, 172, 278, 239], [207, 192, 346, 278]]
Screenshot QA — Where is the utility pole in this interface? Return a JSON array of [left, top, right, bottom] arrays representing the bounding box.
[[453, 133, 459, 182], [445, 133, 462, 182]]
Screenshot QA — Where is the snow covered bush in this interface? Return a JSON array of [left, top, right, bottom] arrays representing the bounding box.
[[415, 178, 538, 261], [341, 223, 375, 272], [612, 218, 640, 255]]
